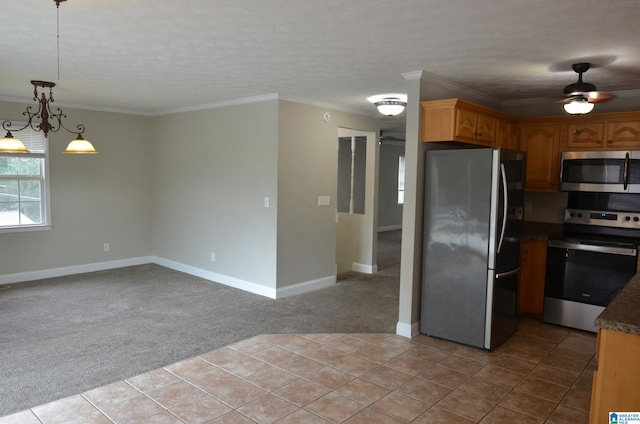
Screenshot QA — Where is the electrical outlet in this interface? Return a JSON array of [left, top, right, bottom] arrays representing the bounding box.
[[103, 243, 110, 252], [264, 197, 270, 208], [210, 252, 216, 262]]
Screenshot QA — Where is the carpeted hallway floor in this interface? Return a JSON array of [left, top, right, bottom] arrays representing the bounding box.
[[0, 231, 401, 417]]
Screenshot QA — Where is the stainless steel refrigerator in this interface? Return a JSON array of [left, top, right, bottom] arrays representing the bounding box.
[[420, 146, 526, 350]]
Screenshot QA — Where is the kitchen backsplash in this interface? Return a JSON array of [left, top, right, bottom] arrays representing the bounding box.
[[524, 191, 568, 223]]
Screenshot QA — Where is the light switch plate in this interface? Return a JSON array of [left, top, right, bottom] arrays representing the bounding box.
[[318, 195, 330, 206]]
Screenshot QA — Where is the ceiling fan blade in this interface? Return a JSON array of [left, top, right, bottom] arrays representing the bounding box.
[[586, 91, 616, 103]]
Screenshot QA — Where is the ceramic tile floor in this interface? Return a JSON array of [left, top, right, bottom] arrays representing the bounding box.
[[0, 318, 596, 424]]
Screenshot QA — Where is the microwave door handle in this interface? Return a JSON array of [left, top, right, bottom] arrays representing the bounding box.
[[624, 152, 630, 190], [497, 163, 508, 254]]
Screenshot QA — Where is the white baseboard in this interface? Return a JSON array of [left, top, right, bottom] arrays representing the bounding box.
[[153, 256, 277, 299], [154, 257, 337, 300], [275, 275, 336, 299], [396, 320, 420, 338], [0, 256, 154, 286], [352, 262, 378, 274], [1, 256, 339, 301]]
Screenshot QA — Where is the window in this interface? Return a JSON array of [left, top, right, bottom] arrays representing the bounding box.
[[0, 125, 50, 232], [397, 155, 405, 204]]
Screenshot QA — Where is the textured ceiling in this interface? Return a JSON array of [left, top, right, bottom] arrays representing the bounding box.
[[1, 0, 640, 133]]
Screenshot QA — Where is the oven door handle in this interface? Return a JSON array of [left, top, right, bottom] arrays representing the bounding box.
[[548, 240, 637, 256]]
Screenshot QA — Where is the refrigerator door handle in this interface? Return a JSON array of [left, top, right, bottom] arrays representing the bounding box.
[[497, 163, 508, 253], [495, 265, 522, 279]]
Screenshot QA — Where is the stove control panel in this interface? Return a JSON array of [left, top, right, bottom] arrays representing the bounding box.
[[565, 209, 640, 229]]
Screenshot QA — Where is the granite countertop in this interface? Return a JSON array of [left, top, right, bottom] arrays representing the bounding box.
[[595, 274, 640, 336], [522, 221, 563, 241]]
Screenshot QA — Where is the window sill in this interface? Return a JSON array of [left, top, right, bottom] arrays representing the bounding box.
[[0, 224, 52, 234]]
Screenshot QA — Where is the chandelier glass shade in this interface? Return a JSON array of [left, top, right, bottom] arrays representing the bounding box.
[[0, 81, 98, 154]]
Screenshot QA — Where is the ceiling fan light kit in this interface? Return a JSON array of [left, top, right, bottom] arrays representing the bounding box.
[[563, 97, 595, 114], [561, 62, 615, 115]]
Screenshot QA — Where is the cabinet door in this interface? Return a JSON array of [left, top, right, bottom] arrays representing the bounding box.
[[606, 121, 640, 148], [496, 120, 519, 149], [521, 124, 560, 191], [454, 109, 478, 142], [476, 114, 496, 145], [518, 240, 547, 317], [568, 123, 604, 148]]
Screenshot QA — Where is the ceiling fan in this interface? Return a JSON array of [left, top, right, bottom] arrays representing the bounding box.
[[562, 62, 615, 114]]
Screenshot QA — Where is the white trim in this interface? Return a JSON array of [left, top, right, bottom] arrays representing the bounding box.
[[0, 256, 341, 300], [275, 276, 336, 299], [378, 224, 402, 232], [352, 262, 377, 274], [396, 320, 420, 338], [0, 256, 153, 285], [153, 256, 277, 298]]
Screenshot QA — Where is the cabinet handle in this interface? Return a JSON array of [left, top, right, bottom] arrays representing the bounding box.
[[608, 140, 613, 144], [597, 140, 602, 144]]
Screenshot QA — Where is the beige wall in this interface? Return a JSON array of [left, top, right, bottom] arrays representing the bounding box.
[[1, 97, 381, 300], [276, 101, 379, 289], [151, 101, 280, 289], [0, 100, 153, 277]]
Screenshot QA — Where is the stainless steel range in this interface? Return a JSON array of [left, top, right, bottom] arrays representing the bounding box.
[[544, 192, 640, 332]]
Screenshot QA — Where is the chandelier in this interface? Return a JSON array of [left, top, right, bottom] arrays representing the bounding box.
[[0, 81, 97, 154], [0, 0, 97, 154]]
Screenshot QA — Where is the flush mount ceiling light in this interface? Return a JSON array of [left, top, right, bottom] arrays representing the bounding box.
[[0, 0, 97, 154], [367, 94, 407, 117], [375, 98, 407, 116]]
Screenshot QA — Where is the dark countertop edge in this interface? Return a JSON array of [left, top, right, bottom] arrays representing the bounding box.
[[594, 274, 640, 336]]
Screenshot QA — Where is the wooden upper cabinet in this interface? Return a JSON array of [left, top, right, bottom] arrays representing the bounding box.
[[496, 120, 519, 149], [454, 109, 495, 146], [568, 123, 604, 148], [421, 98, 511, 147], [566, 120, 640, 150], [521, 123, 560, 191], [606, 121, 640, 147]]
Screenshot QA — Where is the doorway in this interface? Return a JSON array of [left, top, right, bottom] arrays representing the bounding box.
[[335, 127, 378, 276]]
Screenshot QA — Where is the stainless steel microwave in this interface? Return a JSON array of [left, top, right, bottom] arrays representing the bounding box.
[[560, 151, 640, 193]]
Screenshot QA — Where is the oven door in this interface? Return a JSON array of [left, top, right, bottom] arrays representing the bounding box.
[[544, 239, 637, 331]]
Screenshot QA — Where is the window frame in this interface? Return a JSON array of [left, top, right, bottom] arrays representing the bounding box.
[[0, 124, 51, 233]]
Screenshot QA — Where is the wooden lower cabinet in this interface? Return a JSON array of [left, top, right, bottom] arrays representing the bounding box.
[[519, 239, 547, 317], [590, 328, 640, 423]]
